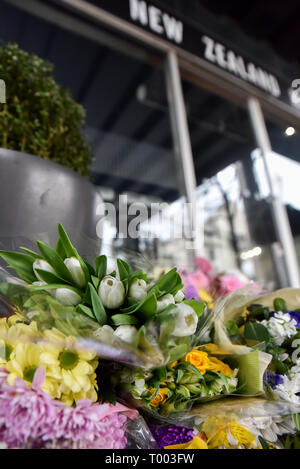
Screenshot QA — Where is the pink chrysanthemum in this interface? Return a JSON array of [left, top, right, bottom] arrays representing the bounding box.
[[0, 368, 135, 449]]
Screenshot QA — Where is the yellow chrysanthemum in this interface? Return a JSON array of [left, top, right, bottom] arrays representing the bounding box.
[[5, 342, 58, 396], [202, 416, 257, 449], [0, 317, 40, 365], [1, 316, 99, 405], [39, 328, 98, 404]]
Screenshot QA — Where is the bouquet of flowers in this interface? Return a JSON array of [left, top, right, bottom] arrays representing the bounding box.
[[0, 224, 215, 371], [210, 287, 300, 448], [179, 257, 251, 307], [117, 344, 239, 418], [0, 224, 215, 449], [0, 224, 299, 450]]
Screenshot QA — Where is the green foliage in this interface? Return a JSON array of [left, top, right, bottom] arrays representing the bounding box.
[[0, 43, 92, 176]]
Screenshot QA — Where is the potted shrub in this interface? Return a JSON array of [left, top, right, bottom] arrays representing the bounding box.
[[0, 43, 101, 248]]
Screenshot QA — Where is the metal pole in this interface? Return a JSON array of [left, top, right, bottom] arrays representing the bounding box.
[[165, 51, 203, 260], [248, 97, 300, 287]]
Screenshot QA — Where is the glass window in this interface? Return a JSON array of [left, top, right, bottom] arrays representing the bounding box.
[[254, 118, 300, 272], [179, 80, 281, 288]]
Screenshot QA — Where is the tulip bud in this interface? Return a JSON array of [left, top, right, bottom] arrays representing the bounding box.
[[157, 293, 175, 313], [33, 259, 56, 282], [114, 325, 138, 344], [174, 289, 185, 303], [98, 276, 125, 309], [128, 278, 147, 301], [93, 325, 114, 343], [64, 257, 86, 288], [170, 303, 198, 337], [55, 288, 81, 306]]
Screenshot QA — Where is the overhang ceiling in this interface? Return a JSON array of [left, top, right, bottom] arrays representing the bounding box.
[[1, 0, 300, 203]]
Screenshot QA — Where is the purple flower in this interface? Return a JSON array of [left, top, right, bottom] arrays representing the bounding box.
[[287, 311, 300, 329], [264, 371, 283, 389], [0, 368, 131, 449], [150, 424, 195, 448], [184, 285, 200, 300]]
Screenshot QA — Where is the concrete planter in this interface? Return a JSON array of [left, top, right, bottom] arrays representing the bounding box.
[[0, 148, 102, 254]]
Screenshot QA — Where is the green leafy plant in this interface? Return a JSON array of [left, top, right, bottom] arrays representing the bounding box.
[[0, 43, 92, 176]]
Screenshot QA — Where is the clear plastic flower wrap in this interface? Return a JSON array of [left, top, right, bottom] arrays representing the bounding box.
[[212, 286, 300, 383], [147, 397, 300, 449], [0, 224, 217, 372], [116, 286, 300, 426], [110, 341, 271, 423]]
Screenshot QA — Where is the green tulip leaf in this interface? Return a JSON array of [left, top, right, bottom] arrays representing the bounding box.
[[57, 223, 77, 258], [36, 240, 73, 283], [91, 275, 100, 290], [19, 247, 43, 260], [57, 224, 90, 284], [110, 314, 139, 326], [76, 304, 95, 320], [117, 258, 132, 281], [95, 255, 107, 281], [0, 250, 35, 283], [55, 238, 66, 259], [34, 268, 71, 286], [87, 282, 107, 325], [30, 283, 82, 296]]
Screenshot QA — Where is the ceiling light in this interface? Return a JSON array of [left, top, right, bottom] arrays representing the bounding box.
[[285, 126, 295, 136], [240, 246, 262, 260]]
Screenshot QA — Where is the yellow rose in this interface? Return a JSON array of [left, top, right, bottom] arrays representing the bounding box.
[[183, 349, 210, 375], [149, 387, 169, 407], [169, 361, 178, 369], [207, 357, 233, 377]]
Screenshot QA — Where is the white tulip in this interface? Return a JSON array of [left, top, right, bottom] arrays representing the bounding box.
[[64, 257, 86, 288], [157, 293, 175, 313], [55, 288, 81, 306], [98, 275, 125, 309], [170, 303, 198, 337], [93, 325, 115, 343], [114, 325, 138, 344], [174, 289, 185, 303], [128, 278, 147, 301], [33, 259, 56, 281]]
